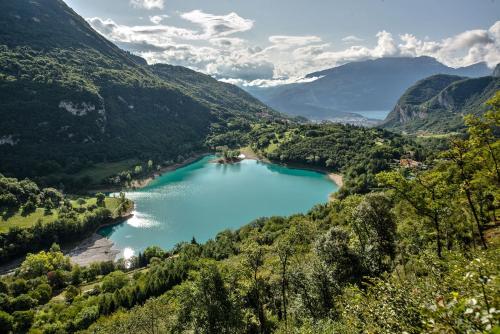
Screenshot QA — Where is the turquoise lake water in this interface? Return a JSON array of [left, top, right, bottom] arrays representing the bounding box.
[[351, 110, 390, 120], [99, 156, 336, 258]]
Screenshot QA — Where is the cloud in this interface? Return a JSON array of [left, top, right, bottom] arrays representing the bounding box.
[[130, 0, 164, 10], [87, 17, 195, 48], [342, 35, 363, 44], [180, 10, 253, 39], [149, 15, 168, 24], [398, 23, 499, 67], [219, 76, 323, 88], [268, 35, 322, 49], [209, 37, 246, 48], [87, 13, 500, 87]]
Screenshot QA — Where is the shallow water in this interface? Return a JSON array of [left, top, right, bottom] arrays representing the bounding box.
[[99, 156, 337, 258]]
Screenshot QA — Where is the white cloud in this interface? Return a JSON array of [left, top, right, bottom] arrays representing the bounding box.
[[130, 0, 164, 10], [342, 35, 363, 44], [87, 13, 500, 87], [398, 24, 499, 67], [219, 76, 323, 88], [268, 35, 322, 48], [149, 15, 168, 24], [87, 17, 196, 48], [180, 10, 253, 39]]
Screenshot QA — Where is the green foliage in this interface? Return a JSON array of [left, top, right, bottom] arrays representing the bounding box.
[[236, 122, 425, 197], [18, 247, 70, 279], [0, 310, 13, 333], [101, 271, 129, 293], [176, 264, 242, 333]]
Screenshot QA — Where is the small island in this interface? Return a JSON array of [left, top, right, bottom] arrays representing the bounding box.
[[213, 146, 245, 164]]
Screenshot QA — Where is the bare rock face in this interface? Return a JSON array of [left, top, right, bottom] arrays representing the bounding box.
[[381, 73, 499, 133]]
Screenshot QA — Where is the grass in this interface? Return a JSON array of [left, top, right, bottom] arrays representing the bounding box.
[[0, 197, 121, 233], [416, 132, 460, 138]]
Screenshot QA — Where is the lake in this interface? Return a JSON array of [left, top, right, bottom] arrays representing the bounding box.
[[99, 156, 337, 258], [351, 110, 390, 120]]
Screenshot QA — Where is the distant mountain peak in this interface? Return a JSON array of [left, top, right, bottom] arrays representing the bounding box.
[[249, 56, 493, 120]]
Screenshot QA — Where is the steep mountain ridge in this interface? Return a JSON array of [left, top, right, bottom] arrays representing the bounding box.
[[382, 73, 499, 133], [248, 57, 493, 120], [0, 0, 277, 182]]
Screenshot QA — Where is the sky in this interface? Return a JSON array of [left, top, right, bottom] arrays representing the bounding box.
[[65, 0, 500, 87]]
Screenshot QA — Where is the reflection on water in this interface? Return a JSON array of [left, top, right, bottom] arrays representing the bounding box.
[[100, 155, 336, 257], [126, 210, 159, 228]]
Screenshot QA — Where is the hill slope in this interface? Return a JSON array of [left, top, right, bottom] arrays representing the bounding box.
[[381, 73, 500, 133], [0, 0, 276, 183], [248, 57, 492, 120]]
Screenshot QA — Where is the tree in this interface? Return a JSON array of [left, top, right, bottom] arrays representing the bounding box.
[[143, 246, 165, 264], [377, 169, 454, 258], [65, 285, 80, 303], [177, 265, 241, 334], [243, 243, 266, 333], [315, 226, 362, 285], [275, 234, 294, 328], [102, 271, 129, 293], [33, 284, 52, 304], [12, 310, 34, 333], [76, 198, 86, 207], [10, 279, 27, 296], [352, 193, 396, 274], [19, 248, 70, 279], [11, 294, 37, 311], [96, 193, 106, 207], [71, 265, 82, 285], [446, 139, 488, 249], [0, 310, 13, 333]]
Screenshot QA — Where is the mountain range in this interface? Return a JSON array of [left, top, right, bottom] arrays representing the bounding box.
[[0, 0, 278, 181], [246, 57, 493, 120]]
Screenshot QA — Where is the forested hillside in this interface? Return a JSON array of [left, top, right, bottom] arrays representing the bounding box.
[[0, 0, 278, 188], [0, 94, 497, 334]]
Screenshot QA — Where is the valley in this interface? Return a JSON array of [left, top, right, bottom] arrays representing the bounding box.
[[0, 0, 498, 333]]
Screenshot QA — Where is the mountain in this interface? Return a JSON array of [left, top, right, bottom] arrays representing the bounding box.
[[381, 73, 500, 133], [248, 57, 493, 120], [149, 64, 271, 118], [0, 0, 277, 182]]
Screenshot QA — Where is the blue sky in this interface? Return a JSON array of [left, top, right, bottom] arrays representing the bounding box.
[[66, 0, 500, 86]]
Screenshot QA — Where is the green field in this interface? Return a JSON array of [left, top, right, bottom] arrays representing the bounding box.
[[0, 197, 122, 233]]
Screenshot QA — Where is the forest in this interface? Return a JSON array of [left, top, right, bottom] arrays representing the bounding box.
[[0, 94, 497, 333]]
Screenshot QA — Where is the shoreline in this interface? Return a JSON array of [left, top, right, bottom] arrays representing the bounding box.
[[87, 152, 212, 193], [66, 209, 134, 266], [128, 152, 211, 190], [66, 233, 120, 266], [237, 147, 345, 188], [327, 173, 344, 187]]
